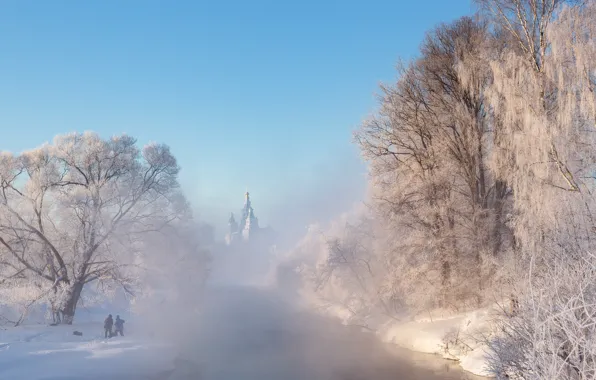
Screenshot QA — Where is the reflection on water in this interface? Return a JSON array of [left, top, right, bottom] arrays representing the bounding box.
[[166, 286, 488, 380], [383, 343, 486, 380]]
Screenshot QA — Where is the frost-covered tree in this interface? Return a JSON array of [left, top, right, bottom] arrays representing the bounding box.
[[473, 0, 596, 378], [277, 3, 596, 377], [0, 132, 199, 324], [274, 206, 404, 327], [475, 0, 596, 254], [355, 17, 513, 311]]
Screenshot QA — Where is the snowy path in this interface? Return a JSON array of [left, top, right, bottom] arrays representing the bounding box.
[[0, 286, 484, 379]]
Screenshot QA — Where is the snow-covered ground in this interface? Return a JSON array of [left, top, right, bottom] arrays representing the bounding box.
[[0, 321, 177, 380], [379, 307, 498, 377]]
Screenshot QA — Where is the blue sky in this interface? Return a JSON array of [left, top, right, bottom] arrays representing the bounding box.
[[0, 0, 474, 238]]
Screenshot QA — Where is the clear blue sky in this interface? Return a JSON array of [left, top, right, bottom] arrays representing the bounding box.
[[0, 0, 474, 238]]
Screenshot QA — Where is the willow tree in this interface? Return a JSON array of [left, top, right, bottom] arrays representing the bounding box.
[[474, 1, 596, 378]]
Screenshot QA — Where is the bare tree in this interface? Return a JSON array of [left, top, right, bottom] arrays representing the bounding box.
[[0, 132, 189, 324], [355, 17, 512, 311]]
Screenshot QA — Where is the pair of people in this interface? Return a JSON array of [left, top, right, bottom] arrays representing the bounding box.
[[103, 314, 125, 338]]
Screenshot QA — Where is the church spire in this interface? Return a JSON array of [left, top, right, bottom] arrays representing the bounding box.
[[227, 191, 261, 244], [244, 191, 251, 209], [239, 191, 258, 241]]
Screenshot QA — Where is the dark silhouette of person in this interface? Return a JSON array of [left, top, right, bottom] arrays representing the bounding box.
[[104, 314, 113, 338], [114, 315, 125, 336]]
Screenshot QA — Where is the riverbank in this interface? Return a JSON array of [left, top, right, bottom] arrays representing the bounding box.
[[377, 307, 497, 378]]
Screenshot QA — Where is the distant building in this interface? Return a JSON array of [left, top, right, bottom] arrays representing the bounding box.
[[225, 192, 275, 246]]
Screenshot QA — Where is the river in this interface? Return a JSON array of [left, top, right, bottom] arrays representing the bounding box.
[[162, 286, 486, 380]]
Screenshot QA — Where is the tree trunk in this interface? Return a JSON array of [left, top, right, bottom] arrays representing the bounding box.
[[492, 180, 507, 255], [477, 127, 487, 209], [441, 260, 451, 287], [60, 281, 84, 325]]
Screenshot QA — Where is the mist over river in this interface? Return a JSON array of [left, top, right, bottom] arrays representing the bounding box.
[[162, 286, 485, 380]]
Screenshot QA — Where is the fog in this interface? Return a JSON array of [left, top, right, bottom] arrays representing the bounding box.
[[131, 213, 482, 380], [190, 145, 367, 248], [161, 285, 482, 380], [124, 151, 483, 380]]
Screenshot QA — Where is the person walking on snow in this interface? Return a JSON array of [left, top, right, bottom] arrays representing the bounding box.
[[104, 314, 113, 338], [114, 315, 125, 336]]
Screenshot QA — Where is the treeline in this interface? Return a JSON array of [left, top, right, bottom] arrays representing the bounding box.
[[281, 1, 596, 378]]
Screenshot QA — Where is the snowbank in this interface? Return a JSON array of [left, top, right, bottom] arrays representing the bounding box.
[[379, 307, 496, 377], [299, 297, 498, 377]]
